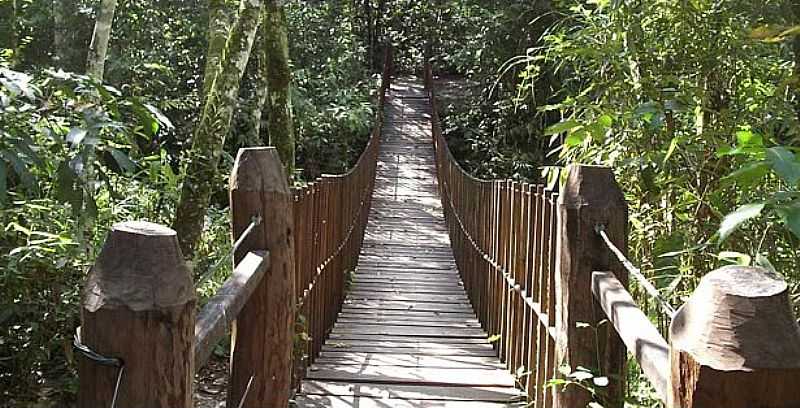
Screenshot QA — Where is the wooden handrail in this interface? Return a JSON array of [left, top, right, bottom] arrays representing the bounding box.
[[76, 46, 393, 408], [194, 250, 270, 370], [424, 61, 800, 408]]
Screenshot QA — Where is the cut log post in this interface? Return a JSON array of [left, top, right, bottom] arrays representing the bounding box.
[[78, 221, 195, 408], [228, 147, 296, 408], [668, 265, 800, 408], [555, 165, 628, 408]]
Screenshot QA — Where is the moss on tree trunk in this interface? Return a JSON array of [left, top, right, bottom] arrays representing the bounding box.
[[262, 1, 295, 175], [173, 0, 264, 256]]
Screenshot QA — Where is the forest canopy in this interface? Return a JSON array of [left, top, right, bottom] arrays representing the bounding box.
[[1, 0, 800, 406]]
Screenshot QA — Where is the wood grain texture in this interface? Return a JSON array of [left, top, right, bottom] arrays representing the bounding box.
[[556, 165, 628, 408], [668, 266, 800, 408], [78, 221, 194, 408], [295, 77, 521, 407], [194, 250, 269, 369], [228, 147, 295, 408]]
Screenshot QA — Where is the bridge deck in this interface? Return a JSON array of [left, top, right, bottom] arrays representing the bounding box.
[[295, 79, 523, 407]]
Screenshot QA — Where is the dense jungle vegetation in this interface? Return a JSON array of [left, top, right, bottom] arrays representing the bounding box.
[[1, 0, 800, 406]]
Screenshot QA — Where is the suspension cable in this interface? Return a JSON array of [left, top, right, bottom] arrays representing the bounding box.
[[196, 215, 262, 287], [595, 224, 676, 318]]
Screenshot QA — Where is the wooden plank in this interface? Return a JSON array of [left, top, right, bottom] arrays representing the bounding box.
[[591, 271, 669, 402], [324, 335, 492, 345], [313, 353, 502, 369], [194, 250, 269, 369], [294, 395, 523, 408], [305, 366, 516, 387], [330, 325, 485, 338], [300, 381, 522, 402]]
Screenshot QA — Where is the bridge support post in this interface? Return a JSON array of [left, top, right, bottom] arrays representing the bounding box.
[[668, 265, 800, 408], [228, 147, 296, 408], [555, 165, 628, 408], [78, 221, 195, 408]]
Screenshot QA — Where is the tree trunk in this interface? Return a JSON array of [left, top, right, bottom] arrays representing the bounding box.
[[262, 1, 295, 175], [203, 0, 239, 97], [86, 0, 119, 81], [53, 0, 83, 72], [237, 34, 269, 147], [173, 0, 264, 257]]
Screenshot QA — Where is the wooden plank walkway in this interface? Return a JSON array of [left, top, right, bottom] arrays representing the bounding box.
[[295, 79, 524, 407]]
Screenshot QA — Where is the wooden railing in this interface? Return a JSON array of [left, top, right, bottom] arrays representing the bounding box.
[[424, 63, 800, 408], [74, 48, 392, 408]]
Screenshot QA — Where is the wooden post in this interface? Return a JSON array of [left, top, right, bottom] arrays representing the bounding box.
[[228, 147, 296, 408], [555, 165, 627, 408], [78, 221, 195, 408], [668, 265, 800, 408]]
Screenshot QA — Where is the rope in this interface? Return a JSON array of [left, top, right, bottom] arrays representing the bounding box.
[[73, 327, 124, 408], [595, 224, 677, 318], [196, 215, 262, 287]]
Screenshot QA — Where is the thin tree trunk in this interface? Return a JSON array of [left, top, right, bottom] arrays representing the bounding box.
[[86, 0, 119, 81], [262, 0, 295, 175], [173, 0, 264, 257], [53, 0, 82, 71], [239, 36, 269, 146], [203, 0, 238, 97], [7, 0, 19, 66]]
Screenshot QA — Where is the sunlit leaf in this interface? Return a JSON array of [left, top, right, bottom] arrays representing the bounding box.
[[719, 203, 765, 242], [544, 119, 580, 136]]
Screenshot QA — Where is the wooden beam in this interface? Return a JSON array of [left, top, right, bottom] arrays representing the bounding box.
[[194, 250, 269, 370], [78, 221, 195, 408], [591, 271, 669, 401], [228, 147, 296, 408], [555, 165, 628, 408], [668, 265, 800, 408]]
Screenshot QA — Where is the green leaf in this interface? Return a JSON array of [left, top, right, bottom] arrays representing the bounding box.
[[736, 130, 763, 147], [776, 200, 800, 240], [722, 161, 769, 187], [487, 334, 502, 343], [719, 203, 765, 242], [565, 129, 587, 147], [597, 114, 613, 128], [718, 251, 751, 266], [766, 147, 800, 186], [109, 148, 136, 173], [663, 137, 680, 164], [544, 120, 581, 136], [0, 149, 35, 189], [755, 254, 777, 274]]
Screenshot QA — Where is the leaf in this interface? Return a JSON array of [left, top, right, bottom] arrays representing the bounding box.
[[755, 254, 777, 274], [487, 334, 502, 343], [776, 200, 800, 240], [722, 161, 769, 187], [0, 149, 35, 189], [109, 148, 136, 173], [565, 129, 587, 147], [718, 251, 752, 266], [66, 128, 88, 146], [55, 162, 82, 210], [663, 137, 680, 165], [766, 147, 800, 186], [718, 203, 765, 242], [544, 120, 581, 136], [736, 130, 763, 147]]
